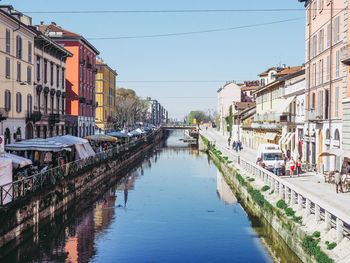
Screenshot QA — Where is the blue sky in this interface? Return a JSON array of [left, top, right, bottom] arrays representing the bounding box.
[[4, 0, 306, 119]]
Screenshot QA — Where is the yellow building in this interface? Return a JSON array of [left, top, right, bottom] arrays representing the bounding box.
[[95, 58, 117, 133], [0, 7, 37, 142]]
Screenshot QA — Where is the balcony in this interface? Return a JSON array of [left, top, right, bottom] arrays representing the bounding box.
[[79, 97, 86, 104], [79, 59, 86, 65], [87, 63, 92, 69], [26, 111, 42, 123], [280, 114, 296, 123], [0, 108, 9, 122], [49, 113, 60, 124]]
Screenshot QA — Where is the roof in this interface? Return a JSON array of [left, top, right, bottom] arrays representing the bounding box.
[[242, 85, 259, 91], [96, 59, 118, 75], [258, 67, 283, 77], [37, 22, 100, 55], [274, 66, 303, 76]]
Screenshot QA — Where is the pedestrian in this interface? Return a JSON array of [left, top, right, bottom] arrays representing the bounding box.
[[238, 141, 242, 151], [228, 137, 231, 147], [335, 170, 343, 193], [273, 157, 280, 176], [287, 149, 291, 159], [290, 158, 296, 177], [347, 163, 350, 176], [296, 158, 301, 176], [232, 141, 236, 150], [235, 142, 239, 152]]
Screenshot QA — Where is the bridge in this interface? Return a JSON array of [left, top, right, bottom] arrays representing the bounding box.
[[161, 124, 197, 130]]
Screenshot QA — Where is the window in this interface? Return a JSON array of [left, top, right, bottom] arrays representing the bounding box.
[[313, 63, 316, 87], [312, 93, 316, 109], [17, 62, 21, 82], [57, 96, 60, 114], [334, 129, 340, 140], [335, 86, 339, 118], [4, 90, 11, 112], [50, 63, 54, 86], [56, 66, 59, 87], [36, 56, 40, 81], [313, 35, 317, 57], [327, 23, 331, 48], [336, 50, 340, 77], [62, 68, 65, 88], [316, 62, 319, 86], [28, 42, 32, 63], [51, 96, 54, 113], [44, 94, 48, 114], [80, 65, 82, 81], [307, 8, 310, 25], [16, 92, 22, 113], [313, 1, 317, 18], [326, 55, 330, 81], [16, 36, 22, 59], [319, 59, 323, 84], [6, 29, 10, 54], [62, 97, 65, 115], [36, 126, 40, 138], [336, 16, 340, 42], [319, 29, 324, 52], [27, 94, 32, 115], [326, 129, 330, 139], [5, 57, 10, 78], [44, 60, 47, 83], [27, 66, 32, 84], [325, 89, 329, 119]]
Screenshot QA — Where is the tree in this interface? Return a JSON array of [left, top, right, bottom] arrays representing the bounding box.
[[187, 111, 211, 124]]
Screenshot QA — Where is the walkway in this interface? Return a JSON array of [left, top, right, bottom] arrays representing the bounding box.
[[201, 128, 350, 223]]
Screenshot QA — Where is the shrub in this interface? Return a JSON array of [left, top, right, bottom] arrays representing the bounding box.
[[285, 208, 296, 216], [277, 200, 287, 210], [313, 231, 321, 238], [248, 178, 255, 182], [269, 190, 274, 195], [292, 216, 302, 224], [223, 156, 228, 160], [303, 235, 334, 263], [327, 242, 337, 250], [261, 185, 270, 192]]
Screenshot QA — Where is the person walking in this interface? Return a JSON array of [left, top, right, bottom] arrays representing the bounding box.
[[335, 170, 343, 193], [273, 157, 281, 176], [290, 158, 296, 177], [228, 137, 231, 147], [296, 158, 301, 176]]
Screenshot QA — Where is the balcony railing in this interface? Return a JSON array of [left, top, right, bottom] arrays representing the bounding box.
[[79, 97, 86, 104], [26, 111, 42, 123], [87, 63, 92, 69], [0, 108, 9, 122], [49, 113, 60, 124], [308, 108, 323, 122]]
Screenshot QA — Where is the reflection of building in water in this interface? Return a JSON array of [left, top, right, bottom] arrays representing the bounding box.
[[116, 171, 137, 191], [94, 190, 116, 231], [65, 210, 96, 263], [216, 171, 237, 205]]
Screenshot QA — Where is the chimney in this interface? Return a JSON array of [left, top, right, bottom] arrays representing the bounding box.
[[40, 21, 44, 25], [51, 21, 56, 25]]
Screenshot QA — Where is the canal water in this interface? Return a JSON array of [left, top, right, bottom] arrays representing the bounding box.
[[2, 131, 301, 263]]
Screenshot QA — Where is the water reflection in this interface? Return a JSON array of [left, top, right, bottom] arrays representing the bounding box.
[[216, 171, 237, 205], [1, 131, 301, 263]]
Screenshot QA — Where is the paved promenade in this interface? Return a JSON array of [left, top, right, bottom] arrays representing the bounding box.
[[201, 128, 350, 224]]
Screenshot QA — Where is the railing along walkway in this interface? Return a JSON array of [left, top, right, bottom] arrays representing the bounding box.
[[0, 130, 159, 206], [201, 129, 349, 244]]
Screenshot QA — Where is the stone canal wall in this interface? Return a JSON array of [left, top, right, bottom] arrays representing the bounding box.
[[200, 135, 340, 263], [0, 130, 165, 255]]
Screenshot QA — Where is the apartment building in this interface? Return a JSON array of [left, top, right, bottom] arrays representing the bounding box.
[[0, 6, 36, 143], [33, 31, 72, 139], [95, 58, 117, 134], [38, 22, 100, 137], [299, 0, 344, 171]]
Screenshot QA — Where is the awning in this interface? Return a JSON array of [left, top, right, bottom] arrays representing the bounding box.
[[285, 133, 295, 147], [267, 96, 296, 115], [49, 135, 88, 146], [4, 153, 32, 168], [84, 134, 118, 142], [108, 131, 129, 138], [130, 130, 141, 136], [5, 138, 70, 152], [264, 132, 277, 141]]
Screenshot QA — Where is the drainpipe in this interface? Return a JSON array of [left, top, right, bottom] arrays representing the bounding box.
[[328, 1, 334, 169]]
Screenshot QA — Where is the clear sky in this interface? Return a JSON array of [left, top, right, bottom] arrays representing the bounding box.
[[2, 0, 306, 120]]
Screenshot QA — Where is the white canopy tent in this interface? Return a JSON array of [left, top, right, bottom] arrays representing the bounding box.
[[0, 157, 13, 205]]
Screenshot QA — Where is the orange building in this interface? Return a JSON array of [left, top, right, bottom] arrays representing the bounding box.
[[38, 22, 100, 137]]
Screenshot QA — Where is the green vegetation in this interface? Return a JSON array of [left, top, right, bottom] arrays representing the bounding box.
[[303, 236, 334, 263], [313, 231, 321, 238], [325, 241, 337, 250], [285, 208, 296, 216], [292, 216, 302, 224], [277, 200, 288, 210], [261, 185, 271, 192], [216, 115, 221, 131], [227, 105, 233, 138], [187, 111, 211, 124], [248, 178, 255, 182], [269, 190, 274, 195]]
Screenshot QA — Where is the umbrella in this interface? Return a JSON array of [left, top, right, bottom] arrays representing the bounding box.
[[84, 134, 118, 142]]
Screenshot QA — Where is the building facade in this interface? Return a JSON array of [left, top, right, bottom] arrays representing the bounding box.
[[95, 58, 117, 134], [217, 82, 242, 135], [33, 32, 72, 139], [0, 6, 36, 143], [38, 22, 100, 137], [299, 0, 344, 172]]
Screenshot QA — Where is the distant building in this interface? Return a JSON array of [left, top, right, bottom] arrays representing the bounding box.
[[38, 22, 100, 137], [95, 58, 117, 134]]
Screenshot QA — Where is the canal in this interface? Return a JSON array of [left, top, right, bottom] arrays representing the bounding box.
[[2, 131, 301, 262]]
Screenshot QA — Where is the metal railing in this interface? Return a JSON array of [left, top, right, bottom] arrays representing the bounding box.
[[0, 129, 159, 206]]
